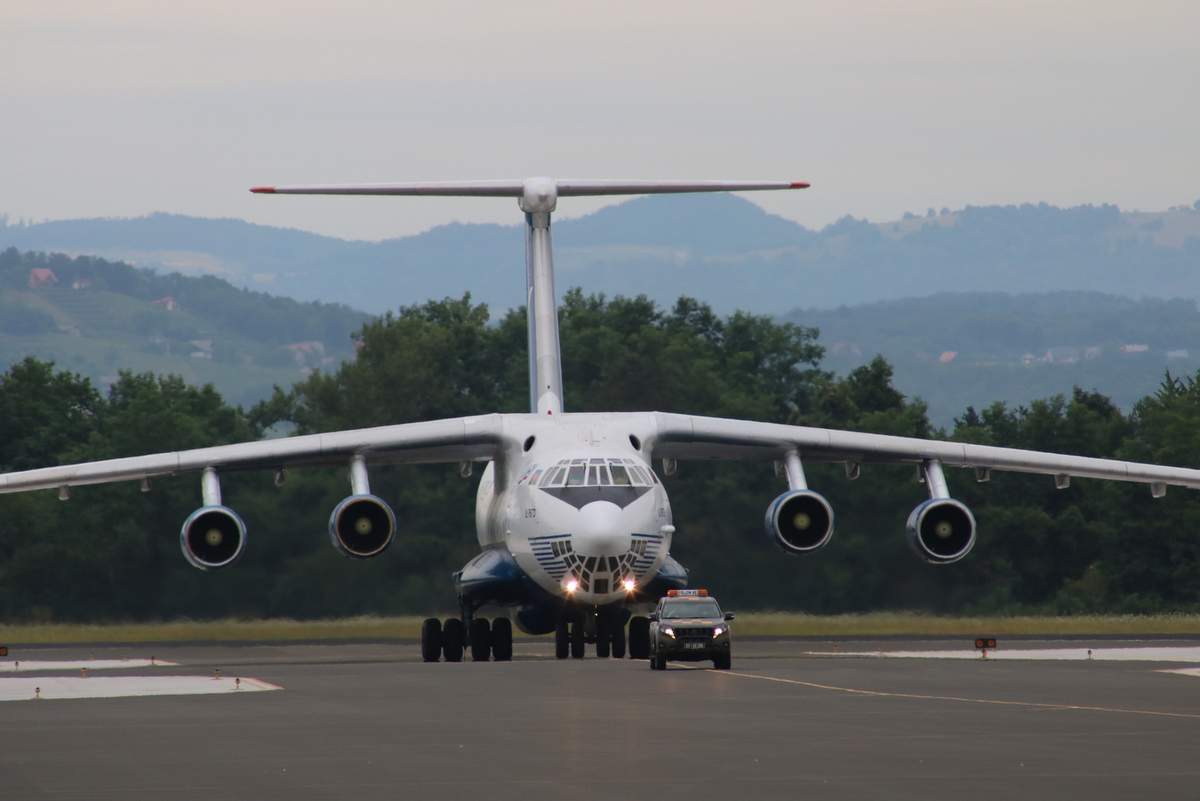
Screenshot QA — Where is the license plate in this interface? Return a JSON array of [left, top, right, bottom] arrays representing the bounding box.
[[685, 642, 706, 650]]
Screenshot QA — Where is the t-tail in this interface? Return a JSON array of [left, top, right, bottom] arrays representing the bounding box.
[[250, 178, 810, 414]]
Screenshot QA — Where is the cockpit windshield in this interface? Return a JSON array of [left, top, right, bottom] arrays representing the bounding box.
[[538, 457, 658, 488], [661, 599, 722, 619]]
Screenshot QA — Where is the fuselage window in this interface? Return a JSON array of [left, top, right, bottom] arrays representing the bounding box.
[[586, 465, 598, 485], [634, 466, 653, 485], [543, 466, 566, 487], [529, 469, 543, 486], [610, 465, 631, 486], [567, 465, 587, 486], [572, 458, 587, 466]]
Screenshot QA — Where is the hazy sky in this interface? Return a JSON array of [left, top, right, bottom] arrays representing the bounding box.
[[2, 0, 1196, 240]]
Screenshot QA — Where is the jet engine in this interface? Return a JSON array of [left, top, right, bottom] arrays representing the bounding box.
[[180, 505, 247, 570], [764, 489, 835, 554], [905, 498, 976, 564], [328, 494, 396, 558]]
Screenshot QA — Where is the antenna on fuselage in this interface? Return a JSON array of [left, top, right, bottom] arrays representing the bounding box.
[[251, 178, 809, 415]]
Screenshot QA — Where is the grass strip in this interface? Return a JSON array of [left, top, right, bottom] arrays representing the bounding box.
[[4, 612, 1200, 645]]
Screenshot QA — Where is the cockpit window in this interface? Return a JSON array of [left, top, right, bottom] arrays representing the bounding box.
[[537, 457, 658, 488], [566, 465, 587, 486], [609, 464, 630, 486], [541, 466, 566, 487]]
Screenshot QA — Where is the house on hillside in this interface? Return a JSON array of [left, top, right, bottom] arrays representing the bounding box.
[[286, 341, 326, 367], [1120, 344, 1150, 354], [71, 278, 92, 290], [1045, 346, 1080, 365], [151, 296, 178, 312], [938, 351, 958, 364], [189, 339, 214, 360], [27, 268, 58, 288]]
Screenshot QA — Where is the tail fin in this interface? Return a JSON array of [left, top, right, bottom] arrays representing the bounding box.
[[252, 177, 810, 415]]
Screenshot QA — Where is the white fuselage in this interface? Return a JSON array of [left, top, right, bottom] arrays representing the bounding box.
[[473, 413, 674, 606]]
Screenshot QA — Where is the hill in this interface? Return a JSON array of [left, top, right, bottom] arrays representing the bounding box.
[[3, 196, 1198, 316], [790, 292, 1200, 425], [0, 249, 367, 406]]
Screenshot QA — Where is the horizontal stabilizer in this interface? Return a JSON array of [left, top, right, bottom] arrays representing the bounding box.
[[250, 179, 809, 197]]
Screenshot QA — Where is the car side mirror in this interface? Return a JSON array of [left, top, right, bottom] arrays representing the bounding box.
[[724, 613, 735, 621], [649, 613, 659, 622]]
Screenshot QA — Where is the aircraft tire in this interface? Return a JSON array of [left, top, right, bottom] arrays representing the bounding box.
[[628, 616, 650, 660], [442, 618, 465, 663], [714, 653, 731, 670], [653, 653, 667, 671], [420, 618, 442, 662], [469, 618, 491, 662], [611, 622, 626, 659], [554, 619, 569, 659], [596, 616, 611, 658], [570, 617, 585, 659], [491, 618, 513, 662]]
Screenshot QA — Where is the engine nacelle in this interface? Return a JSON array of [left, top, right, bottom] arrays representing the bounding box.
[[764, 489, 835, 554], [180, 505, 247, 571], [328, 494, 396, 558], [905, 498, 976, 564]]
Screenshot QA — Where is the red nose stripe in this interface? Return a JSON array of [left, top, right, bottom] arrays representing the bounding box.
[[249, 186, 276, 194]]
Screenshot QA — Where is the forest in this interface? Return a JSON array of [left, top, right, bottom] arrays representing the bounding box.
[[1, 290, 1199, 622]]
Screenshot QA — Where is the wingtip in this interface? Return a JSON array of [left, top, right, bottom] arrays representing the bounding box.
[[789, 181, 811, 189], [249, 186, 276, 194]]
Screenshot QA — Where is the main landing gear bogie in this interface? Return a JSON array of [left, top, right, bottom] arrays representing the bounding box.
[[422, 616, 513, 663]]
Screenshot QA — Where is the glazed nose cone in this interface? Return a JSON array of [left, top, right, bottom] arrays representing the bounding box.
[[573, 501, 631, 557]]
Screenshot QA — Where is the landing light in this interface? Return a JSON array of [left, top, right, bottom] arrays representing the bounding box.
[[713, 626, 726, 637], [564, 578, 580, 594], [621, 577, 636, 593], [663, 627, 676, 638]]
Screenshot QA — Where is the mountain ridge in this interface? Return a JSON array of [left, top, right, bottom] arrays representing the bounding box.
[[4, 194, 1197, 316]]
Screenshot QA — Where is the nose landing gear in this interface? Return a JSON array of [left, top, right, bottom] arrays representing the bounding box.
[[551, 608, 640, 660]]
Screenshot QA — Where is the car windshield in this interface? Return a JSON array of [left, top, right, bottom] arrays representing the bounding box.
[[661, 599, 721, 619]]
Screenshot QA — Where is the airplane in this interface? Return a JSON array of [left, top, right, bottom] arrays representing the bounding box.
[[3, 177, 1200, 665]]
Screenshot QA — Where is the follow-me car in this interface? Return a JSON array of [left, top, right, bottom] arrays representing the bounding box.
[[3, 178, 1200, 664]]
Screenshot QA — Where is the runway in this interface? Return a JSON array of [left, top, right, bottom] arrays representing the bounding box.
[[3, 637, 1200, 800]]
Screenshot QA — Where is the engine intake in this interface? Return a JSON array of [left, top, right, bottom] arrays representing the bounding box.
[[180, 505, 247, 570], [329, 494, 396, 558], [906, 498, 976, 564], [765, 490, 835, 554]]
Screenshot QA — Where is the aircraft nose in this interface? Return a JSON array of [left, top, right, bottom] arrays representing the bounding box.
[[573, 501, 632, 557]]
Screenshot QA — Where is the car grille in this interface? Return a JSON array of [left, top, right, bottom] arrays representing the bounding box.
[[677, 627, 712, 641]]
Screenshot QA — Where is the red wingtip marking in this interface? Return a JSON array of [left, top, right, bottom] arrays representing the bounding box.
[[789, 181, 811, 189], [250, 186, 276, 194]]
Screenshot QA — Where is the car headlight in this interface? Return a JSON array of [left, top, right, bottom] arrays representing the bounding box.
[[663, 627, 676, 638], [713, 626, 726, 637]]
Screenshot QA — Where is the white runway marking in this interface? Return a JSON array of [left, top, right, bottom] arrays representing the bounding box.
[[1159, 668, 1200, 679], [701, 667, 1200, 720], [2, 659, 177, 672], [0, 675, 281, 702], [807, 646, 1200, 663]]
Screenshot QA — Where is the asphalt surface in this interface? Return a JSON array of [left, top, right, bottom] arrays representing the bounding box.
[[3, 637, 1200, 800]]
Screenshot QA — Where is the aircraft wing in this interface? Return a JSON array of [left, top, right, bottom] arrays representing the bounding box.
[[0, 414, 504, 496], [649, 412, 1200, 492]]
